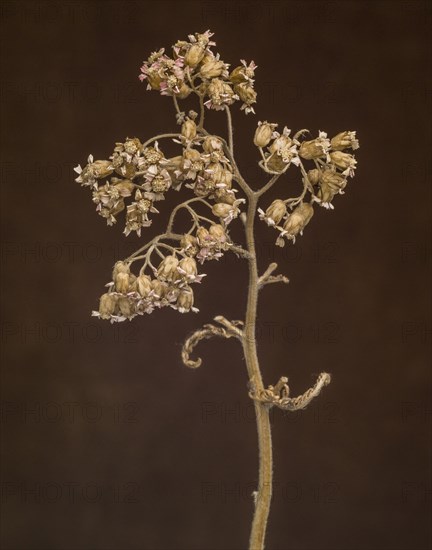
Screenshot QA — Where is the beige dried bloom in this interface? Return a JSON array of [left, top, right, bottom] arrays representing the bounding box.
[[234, 82, 257, 114], [298, 131, 330, 160], [199, 56, 228, 79], [180, 234, 199, 257], [174, 286, 198, 313], [307, 169, 321, 186], [277, 202, 314, 245], [331, 131, 359, 151], [254, 121, 278, 148], [157, 255, 180, 282], [96, 293, 118, 320], [181, 118, 197, 141], [74, 155, 114, 187], [136, 274, 152, 298], [204, 78, 239, 111], [329, 151, 357, 176], [185, 43, 206, 67], [258, 200, 287, 226]]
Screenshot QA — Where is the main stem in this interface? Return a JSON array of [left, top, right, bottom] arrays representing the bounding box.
[[243, 194, 273, 550]]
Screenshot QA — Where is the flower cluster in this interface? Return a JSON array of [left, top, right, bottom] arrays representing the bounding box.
[[257, 128, 359, 245], [139, 30, 257, 114], [93, 221, 234, 321], [93, 257, 203, 323], [74, 128, 247, 235]]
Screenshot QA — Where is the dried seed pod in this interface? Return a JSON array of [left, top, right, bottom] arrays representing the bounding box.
[[307, 169, 320, 186], [212, 202, 232, 218], [112, 261, 130, 280], [181, 119, 197, 141], [178, 257, 198, 278], [115, 272, 130, 293], [261, 200, 287, 226], [329, 151, 357, 174], [200, 59, 226, 79], [320, 169, 347, 192], [209, 224, 227, 242], [196, 226, 211, 245], [185, 44, 205, 67], [254, 121, 277, 148], [283, 203, 314, 241], [266, 154, 286, 173], [177, 82, 192, 99], [151, 279, 168, 298], [299, 133, 330, 160], [98, 293, 117, 320], [117, 296, 134, 318], [136, 274, 152, 298], [176, 286, 195, 313], [180, 234, 199, 256], [331, 131, 359, 151], [157, 255, 180, 282], [234, 83, 257, 104]]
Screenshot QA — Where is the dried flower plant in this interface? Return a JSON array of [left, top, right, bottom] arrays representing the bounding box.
[[74, 30, 359, 549]]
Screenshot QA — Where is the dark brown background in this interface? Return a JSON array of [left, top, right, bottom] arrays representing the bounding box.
[[1, 1, 431, 549]]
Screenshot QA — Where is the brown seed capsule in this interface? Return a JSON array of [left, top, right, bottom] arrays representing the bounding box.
[[180, 234, 199, 256], [329, 151, 357, 172], [266, 154, 286, 173], [283, 203, 314, 240], [196, 226, 211, 245], [112, 261, 130, 280], [98, 293, 117, 320], [264, 200, 287, 225], [157, 255, 180, 282], [219, 169, 233, 188], [268, 134, 292, 155], [177, 82, 192, 99], [149, 279, 163, 298], [200, 59, 226, 79], [117, 296, 134, 318], [91, 160, 114, 179], [114, 179, 134, 197], [209, 224, 227, 242], [136, 274, 152, 298], [320, 169, 347, 192], [185, 44, 205, 67], [307, 169, 320, 186], [299, 135, 329, 160], [212, 202, 233, 218], [115, 272, 130, 293], [206, 162, 224, 181], [214, 188, 235, 204], [181, 119, 197, 141], [254, 121, 277, 148], [317, 182, 337, 205], [330, 131, 359, 151], [234, 83, 257, 104], [162, 156, 183, 171], [146, 70, 162, 91], [176, 286, 195, 312], [178, 257, 197, 278], [230, 65, 247, 84], [202, 136, 223, 153]]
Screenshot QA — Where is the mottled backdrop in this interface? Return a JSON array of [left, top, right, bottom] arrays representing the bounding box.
[[1, 1, 431, 549]]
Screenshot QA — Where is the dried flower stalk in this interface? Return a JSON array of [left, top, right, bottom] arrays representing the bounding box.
[[74, 30, 359, 549]]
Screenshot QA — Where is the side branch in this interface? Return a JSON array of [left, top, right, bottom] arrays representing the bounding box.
[[249, 372, 331, 411], [181, 317, 243, 368], [258, 262, 289, 289]]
